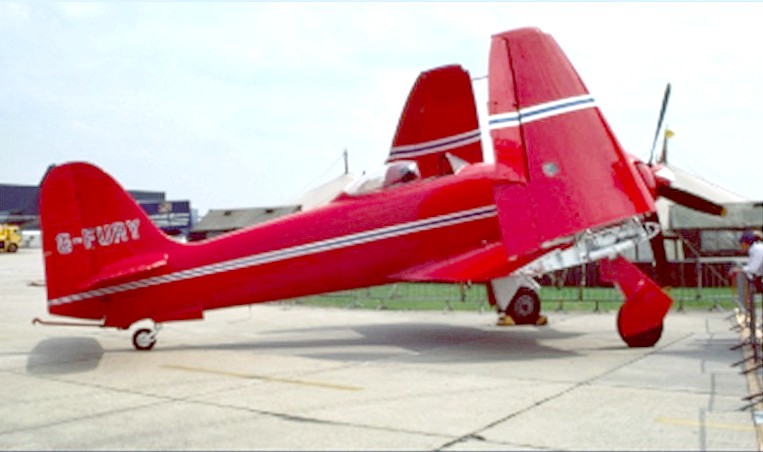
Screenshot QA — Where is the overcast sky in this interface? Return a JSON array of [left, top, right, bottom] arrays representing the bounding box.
[[2, 2, 762, 214]]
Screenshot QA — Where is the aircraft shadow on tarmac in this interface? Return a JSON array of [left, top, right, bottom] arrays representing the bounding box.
[[157, 322, 588, 364], [658, 335, 741, 363], [26, 337, 104, 375]]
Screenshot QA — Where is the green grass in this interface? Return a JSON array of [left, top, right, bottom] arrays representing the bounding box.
[[287, 283, 739, 313]]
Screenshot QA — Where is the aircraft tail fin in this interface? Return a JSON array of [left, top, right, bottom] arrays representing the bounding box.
[[488, 28, 655, 258], [388, 64, 483, 178], [39, 162, 176, 320]]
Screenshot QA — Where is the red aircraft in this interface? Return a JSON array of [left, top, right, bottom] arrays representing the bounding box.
[[36, 27, 719, 350]]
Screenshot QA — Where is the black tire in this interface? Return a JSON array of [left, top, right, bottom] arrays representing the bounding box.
[[617, 308, 663, 347], [507, 288, 541, 325], [132, 328, 156, 351], [7, 243, 18, 253]]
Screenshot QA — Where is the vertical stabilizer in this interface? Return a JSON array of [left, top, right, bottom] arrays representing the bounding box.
[[40, 162, 176, 321]]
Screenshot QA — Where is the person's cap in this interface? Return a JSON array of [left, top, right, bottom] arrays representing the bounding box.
[[740, 230, 758, 244]]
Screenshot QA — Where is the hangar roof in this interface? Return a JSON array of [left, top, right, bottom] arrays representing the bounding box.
[[192, 205, 301, 233], [292, 173, 358, 211]]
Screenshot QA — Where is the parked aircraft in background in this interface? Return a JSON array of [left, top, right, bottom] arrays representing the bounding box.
[[35, 27, 722, 350]]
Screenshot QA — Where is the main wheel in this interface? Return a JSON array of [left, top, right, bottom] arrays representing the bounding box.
[[617, 308, 663, 347], [132, 328, 156, 351], [7, 243, 18, 253], [507, 288, 541, 325]]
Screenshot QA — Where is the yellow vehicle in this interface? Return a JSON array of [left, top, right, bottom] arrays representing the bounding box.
[[0, 224, 22, 253]]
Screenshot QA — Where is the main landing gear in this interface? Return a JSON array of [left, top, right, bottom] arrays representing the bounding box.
[[617, 306, 664, 348], [600, 256, 672, 348], [132, 324, 161, 351], [497, 287, 547, 326], [487, 275, 547, 327]]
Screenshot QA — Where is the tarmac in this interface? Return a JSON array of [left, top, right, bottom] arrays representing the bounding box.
[[1, 248, 762, 451]]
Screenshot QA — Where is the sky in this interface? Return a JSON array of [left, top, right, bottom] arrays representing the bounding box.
[[2, 2, 763, 215]]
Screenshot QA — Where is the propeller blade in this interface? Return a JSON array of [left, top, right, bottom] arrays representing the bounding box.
[[657, 185, 726, 216], [649, 83, 671, 164]]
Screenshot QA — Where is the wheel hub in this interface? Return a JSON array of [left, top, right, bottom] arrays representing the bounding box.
[[136, 332, 152, 348], [514, 295, 535, 316]]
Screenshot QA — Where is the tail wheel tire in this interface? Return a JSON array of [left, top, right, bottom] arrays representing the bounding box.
[[132, 328, 156, 351], [507, 288, 541, 325], [617, 308, 663, 348]]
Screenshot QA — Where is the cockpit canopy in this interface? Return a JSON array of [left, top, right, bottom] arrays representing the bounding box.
[[344, 160, 422, 196], [383, 160, 421, 188]]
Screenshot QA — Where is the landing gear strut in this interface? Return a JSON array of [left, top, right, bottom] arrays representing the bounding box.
[[132, 324, 161, 351], [489, 276, 546, 326]]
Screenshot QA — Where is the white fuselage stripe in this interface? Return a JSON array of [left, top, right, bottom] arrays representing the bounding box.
[[488, 94, 596, 130], [49, 205, 498, 306]]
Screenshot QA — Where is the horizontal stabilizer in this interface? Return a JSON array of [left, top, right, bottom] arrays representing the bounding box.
[[82, 252, 169, 291]]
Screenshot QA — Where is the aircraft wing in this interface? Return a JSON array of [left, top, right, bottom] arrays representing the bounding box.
[[390, 241, 564, 284], [488, 28, 656, 259], [387, 65, 483, 179], [390, 243, 510, 283]]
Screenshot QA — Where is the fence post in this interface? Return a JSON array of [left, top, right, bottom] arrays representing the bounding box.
[[747, 280, 759, 362], [443, 285, 454, 312]]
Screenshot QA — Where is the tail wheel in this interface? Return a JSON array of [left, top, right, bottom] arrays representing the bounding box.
[[507, 288, 541, 325], [617, 307, 663, 347], [132, 328, 157, 351]]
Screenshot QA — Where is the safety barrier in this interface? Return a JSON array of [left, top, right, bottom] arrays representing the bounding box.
[[728, 276, 763, 413], [295, 267, 739, 313]]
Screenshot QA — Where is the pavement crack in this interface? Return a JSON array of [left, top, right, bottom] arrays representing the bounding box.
[[1, 368, 452, 443], [437, 331, 696, 450]]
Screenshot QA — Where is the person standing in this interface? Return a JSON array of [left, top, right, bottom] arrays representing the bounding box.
[[730, 230, 763, 313]]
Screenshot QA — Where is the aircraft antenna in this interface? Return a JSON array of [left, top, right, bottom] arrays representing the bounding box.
[[290, 150, 348, 200]]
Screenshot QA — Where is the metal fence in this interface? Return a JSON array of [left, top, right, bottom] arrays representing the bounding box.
[[296, 258, 741, 313]]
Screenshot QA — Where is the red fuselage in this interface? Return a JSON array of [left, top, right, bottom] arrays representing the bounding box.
[[48, 164, 512, 328]]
